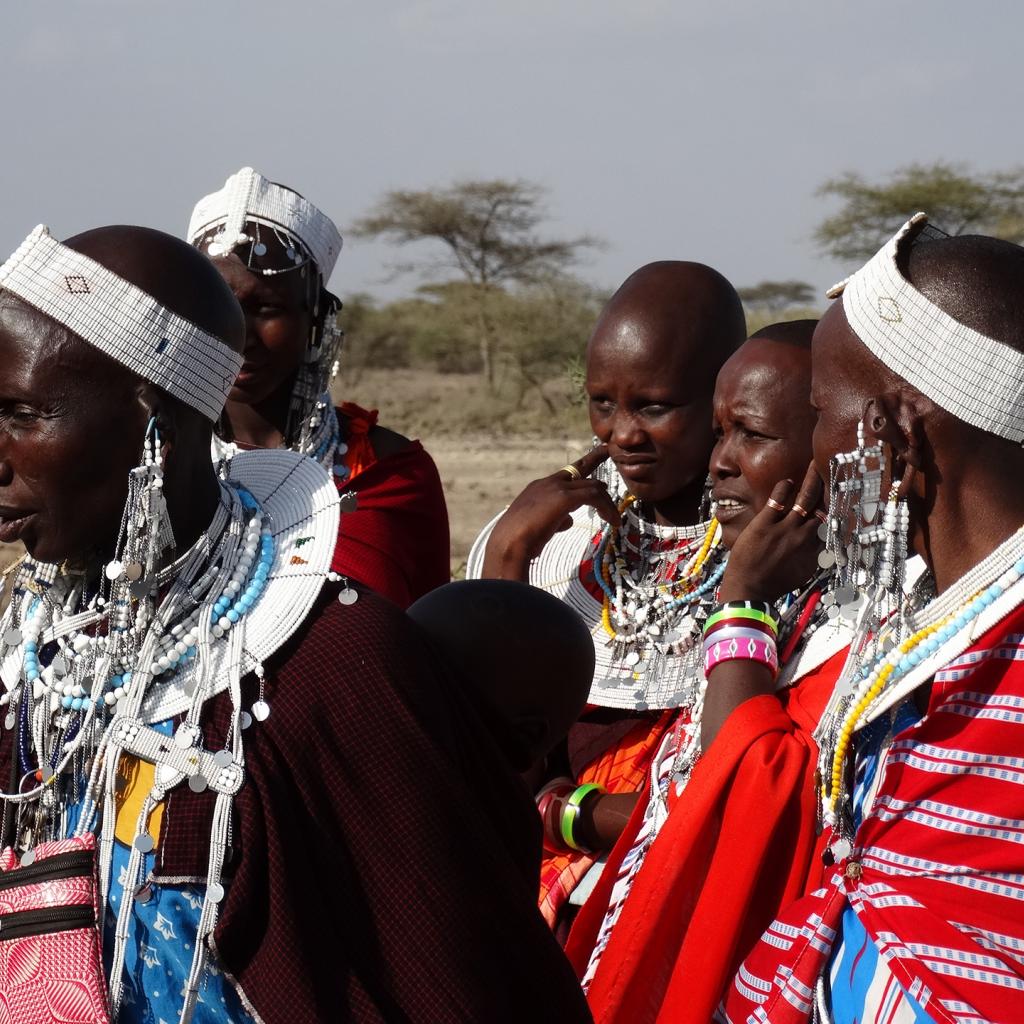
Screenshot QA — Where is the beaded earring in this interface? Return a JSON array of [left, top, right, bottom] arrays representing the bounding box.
[[697, 473, 713, 523], [818, 420, 885, 626], [591, 438, 627, 507]]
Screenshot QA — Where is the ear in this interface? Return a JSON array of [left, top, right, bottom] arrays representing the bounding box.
[[134, 383, 178, 462], [863, 387, 932, 496]]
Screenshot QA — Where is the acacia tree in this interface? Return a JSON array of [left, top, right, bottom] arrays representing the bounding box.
[[737, 280, 816, 316], [815, 162, 1024, 262], [351, 179, 598, 389]]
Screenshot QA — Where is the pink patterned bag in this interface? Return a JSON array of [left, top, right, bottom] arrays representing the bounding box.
[[0, 833, 110, 1023]]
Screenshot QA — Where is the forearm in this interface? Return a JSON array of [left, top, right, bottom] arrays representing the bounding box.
[[576, 791, 641, 852], [480, 526, 531, 582], [700, 582, 778, 750]]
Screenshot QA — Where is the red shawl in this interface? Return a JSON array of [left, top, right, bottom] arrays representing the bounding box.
[[564, 649, 845, 1024], [332, 405, 450, 608], [721, 603, 1024, 1024]]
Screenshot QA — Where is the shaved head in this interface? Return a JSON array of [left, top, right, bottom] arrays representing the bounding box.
[[64, 225, 244, 354], [750, 318, 817, 350], [408, 580, 594, 770], [587, 260, 746, 377], [584, 261, 746, 523], [901, 233, 1024, 352]]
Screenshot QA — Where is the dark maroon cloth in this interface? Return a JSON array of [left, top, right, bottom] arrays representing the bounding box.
[[333, 442, 451, 609], [151, 584, 591, 1023]]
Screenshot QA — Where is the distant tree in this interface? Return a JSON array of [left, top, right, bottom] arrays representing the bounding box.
[[351, 179, 598, 388], [815, 162, 1024, 261], [737, 280, 816, 316]]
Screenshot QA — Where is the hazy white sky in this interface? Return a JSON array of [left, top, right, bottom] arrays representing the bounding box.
[[2, 1, 1020, 304]]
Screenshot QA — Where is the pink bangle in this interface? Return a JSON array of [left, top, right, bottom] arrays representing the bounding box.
[[704, 628, 779, 679]]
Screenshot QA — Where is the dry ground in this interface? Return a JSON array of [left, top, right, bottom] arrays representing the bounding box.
[[430, 435, 591, 576]]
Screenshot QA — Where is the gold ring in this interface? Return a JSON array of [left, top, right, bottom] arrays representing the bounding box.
[[815, 509, 828, 524], [765, 497, 787, 512], [560, 464, 582, 481], [791, 503, 810, 518]]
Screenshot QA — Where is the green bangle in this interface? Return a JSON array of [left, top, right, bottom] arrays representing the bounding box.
[[703, 606, 778, 636], [559, 782, 606, 852]]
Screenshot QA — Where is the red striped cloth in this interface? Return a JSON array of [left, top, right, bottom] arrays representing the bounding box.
[[720, 604, 1024, 1024]]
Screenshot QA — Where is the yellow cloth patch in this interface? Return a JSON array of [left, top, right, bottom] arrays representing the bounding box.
[[113, 755, 164, 847]]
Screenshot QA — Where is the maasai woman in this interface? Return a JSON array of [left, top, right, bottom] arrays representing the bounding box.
[[566, 321, 857, 1023], [722, 217, 1024, 1024], [0, 224, 591, 1023], [188, 168, 449, 608], [469, 260, 747, 933]]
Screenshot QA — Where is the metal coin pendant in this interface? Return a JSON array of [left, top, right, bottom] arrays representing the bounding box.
[[624, 651, 641, 668], [188, 774, 208, 794], [817, 522, 830, 542], [253, 242, 268, 256], [214, 749, 234, 768], [338, 588, 359, 606], [174, 723, 199, 749], [817, 550, 836, 570], [124, 563, 144, 582], [3, 629, 21, 647], [3, 714, 15, 731], [134, 882, 153, 904], [133, 833, 155, 854], [240, 711, 253, 730], [207, 882, 225, 903], [831, 838, 853, 860], [252, 700, 270, 722], [20, 850, 35, 867], [339, 491, 358, 514], [105, 560, 125, 581]]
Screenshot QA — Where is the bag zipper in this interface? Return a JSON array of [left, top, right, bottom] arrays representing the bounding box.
[[0, 850, 93, 891], [0, 904, 95, 941]]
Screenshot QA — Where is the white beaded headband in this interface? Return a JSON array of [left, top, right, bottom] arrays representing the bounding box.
[[187, 167, 343, 282], [828, 212, 1024, 444], [0, 225, 243, 422]]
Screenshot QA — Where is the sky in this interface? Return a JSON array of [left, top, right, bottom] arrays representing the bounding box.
[[2, 0, 1021, 305]]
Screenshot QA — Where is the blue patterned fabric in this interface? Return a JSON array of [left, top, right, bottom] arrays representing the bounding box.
[[106, 842, 255, 1024], [68, 721, 255, 1023]]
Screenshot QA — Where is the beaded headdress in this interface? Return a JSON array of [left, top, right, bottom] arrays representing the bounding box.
[[188, 169, 345, 460], [0, 225, 243, 422], [827, 212, 1024, 444], [187, 167, 343, 282]]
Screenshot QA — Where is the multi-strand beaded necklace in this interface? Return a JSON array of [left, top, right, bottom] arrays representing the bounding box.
[[592, 495, 725, 698], [817, 526, 1024, 852]]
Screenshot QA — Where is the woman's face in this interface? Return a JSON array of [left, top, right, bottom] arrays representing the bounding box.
[[586, 331, 716, 520], [0, 299, 149, 563], [211, 247, 312, 407], [709, 338, 817, 548]]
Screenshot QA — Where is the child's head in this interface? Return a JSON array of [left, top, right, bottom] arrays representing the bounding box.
[[408, 580, 595, 772]]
